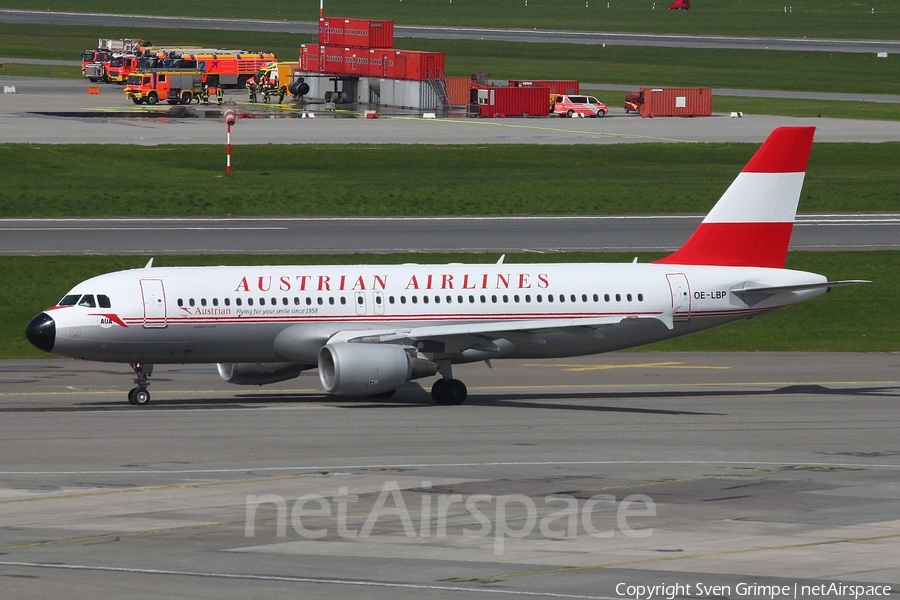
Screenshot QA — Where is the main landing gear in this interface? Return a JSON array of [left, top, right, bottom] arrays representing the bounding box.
[[431, 360, 468, 406], [128, 362, 153, 406]]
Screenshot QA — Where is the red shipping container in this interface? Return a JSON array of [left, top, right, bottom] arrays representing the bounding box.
[[365, 49, 399, 78], [397, 50, 445, 81], [509, 79, 579, 95], [477, 86, 550, 117], [319, 17, 394, 49], [639, 87, 711, 117]]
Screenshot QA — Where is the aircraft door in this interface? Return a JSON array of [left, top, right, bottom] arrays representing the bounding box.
[[666, 273, 691, 321], [354, 291, 367, 315], [140, 278, 167, 328], [373, 291, 385, 315]]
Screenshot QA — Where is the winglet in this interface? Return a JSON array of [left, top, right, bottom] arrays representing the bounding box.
[[654, 127, 815, 268]]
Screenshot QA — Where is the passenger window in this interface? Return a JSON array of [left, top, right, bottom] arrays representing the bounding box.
[[98, 295, 111, 308], [177, 298, 184, 307], [189, 298, 196, 307], [423, 296, 430, 304], [329, 297, 335, 305], [259, 298, 265, 306], [638, 293, 644, 302], [212, 298, 219, 307], [201, 298, 207, 307], [248, 298, 254, 306], [225, 298, 231, 306], [306, 297, 312, 306], [341, 297, 347, 305], [78, 295, 96, 308], [318, 298, 324, 305], [236, 298, 242, 306]]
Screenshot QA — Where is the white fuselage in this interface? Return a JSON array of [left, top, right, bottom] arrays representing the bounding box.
[[45, 261, 827, 365]]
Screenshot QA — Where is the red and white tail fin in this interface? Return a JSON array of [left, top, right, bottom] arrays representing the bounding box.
[[654, 126, 815, 268]]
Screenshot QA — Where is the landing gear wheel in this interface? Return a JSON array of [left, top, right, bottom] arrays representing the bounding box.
[[132, 388, 151, 406], [129, 362, 154, 407], [432, 379, 467, 406]]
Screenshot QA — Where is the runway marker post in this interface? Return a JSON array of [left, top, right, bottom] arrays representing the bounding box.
[[222, 107, 236, 175]]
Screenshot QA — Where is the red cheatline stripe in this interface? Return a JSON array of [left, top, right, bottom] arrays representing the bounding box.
[[742, 127, 815, 174], [653, 222, 793, 268]]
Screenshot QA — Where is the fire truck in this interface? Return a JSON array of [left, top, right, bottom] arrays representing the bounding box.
[[82, 38, 147, 83], [124, 69, 210, 105], [142, 50, 277, 88]]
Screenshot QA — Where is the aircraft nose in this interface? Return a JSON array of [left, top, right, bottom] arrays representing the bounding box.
[[26, 312, 56, 353]]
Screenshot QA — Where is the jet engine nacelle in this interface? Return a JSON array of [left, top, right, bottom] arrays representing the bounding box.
[[318, 343, 437, 396], [217, 362, 308, 385]]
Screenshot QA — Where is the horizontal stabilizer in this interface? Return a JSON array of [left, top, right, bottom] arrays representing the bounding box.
[[731, 279, 869, 305]]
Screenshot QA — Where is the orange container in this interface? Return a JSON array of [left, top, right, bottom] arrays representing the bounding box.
[[445, 76, 471, 106], [88, 86, 101, 95], [639, 87, 711, 117]]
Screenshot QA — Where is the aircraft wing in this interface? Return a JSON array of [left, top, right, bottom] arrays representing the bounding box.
[[327, 311, 676, 348]]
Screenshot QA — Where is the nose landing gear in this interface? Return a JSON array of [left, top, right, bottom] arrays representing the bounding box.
[[128, 362, 154, 406]]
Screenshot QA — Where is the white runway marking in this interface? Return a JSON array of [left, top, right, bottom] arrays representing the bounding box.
[[0, 560, 629, 600], [1, 459, 898, 477]]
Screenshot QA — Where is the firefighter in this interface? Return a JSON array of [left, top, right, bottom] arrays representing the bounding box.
[[246, 77, 257, 103], [216, 86, 223, 105], [278, 85, 287, 104], [200, 84, 210, 105]]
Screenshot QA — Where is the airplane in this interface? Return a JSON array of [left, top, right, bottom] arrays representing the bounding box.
[[25, 126, 865, 407]]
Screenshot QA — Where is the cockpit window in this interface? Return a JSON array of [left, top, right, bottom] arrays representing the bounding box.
[[78, 295, 96, 308], [98, 295, 111, 308], [59, 294, 81, 306]]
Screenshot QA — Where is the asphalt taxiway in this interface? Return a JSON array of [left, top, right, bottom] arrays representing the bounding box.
[[1, 353, 898, 599]]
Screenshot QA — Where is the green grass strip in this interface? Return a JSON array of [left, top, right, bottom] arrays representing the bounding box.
[[1, 0, 898, 40], [5, 251, 892, 359], [1, 142, 898, 217]]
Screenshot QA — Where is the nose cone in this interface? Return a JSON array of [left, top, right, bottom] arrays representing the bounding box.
[[26, 312, 56, 354]]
